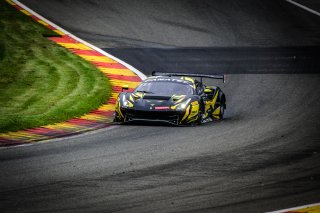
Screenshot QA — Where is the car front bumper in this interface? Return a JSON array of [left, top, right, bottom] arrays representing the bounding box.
[[121, 108, 185, 125]]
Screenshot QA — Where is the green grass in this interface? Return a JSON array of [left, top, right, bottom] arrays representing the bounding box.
[[0, 1, 112, 133]]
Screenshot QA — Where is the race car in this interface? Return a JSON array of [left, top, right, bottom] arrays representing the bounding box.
[[114, 72, 226, 125]]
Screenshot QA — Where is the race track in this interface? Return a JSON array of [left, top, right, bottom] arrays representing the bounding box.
[[1, 0, 320, 212]]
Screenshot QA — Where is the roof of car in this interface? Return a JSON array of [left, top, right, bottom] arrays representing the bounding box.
[[144, 76, 195, 85]]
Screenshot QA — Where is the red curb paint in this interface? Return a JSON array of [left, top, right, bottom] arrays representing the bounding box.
[[25, 128, 67, 136], [30, 15, 40, 21], [49, 35, 78, 43], [107, 98, 118, 104], [2, 0, 143, 146], [71, 49, 105, 56], [91, 110, 114, 117], [61, 35, 78, 42], [104, 74, 141, 82], [49, 37, 76, 44], [46, 25, 57, 31], [92, 61, 126, 68], [66, 118, 101, 126], [13, 4, 23, 10], [112, 86, 123, 92]]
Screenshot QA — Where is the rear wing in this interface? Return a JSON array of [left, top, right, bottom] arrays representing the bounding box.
[[152, 71, 226, 83]]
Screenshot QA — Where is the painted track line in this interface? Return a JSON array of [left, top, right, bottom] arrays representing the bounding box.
[[286, 0, 320, 17], [266, 202, 320, 213], [0, 0, 146, 147]]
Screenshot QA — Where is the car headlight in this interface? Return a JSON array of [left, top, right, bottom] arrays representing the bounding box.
[[176, 98, 191, 111], [121, 95, 134, 108]]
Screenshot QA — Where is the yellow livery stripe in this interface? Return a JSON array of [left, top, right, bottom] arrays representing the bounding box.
[[181, 105, 191, 123]]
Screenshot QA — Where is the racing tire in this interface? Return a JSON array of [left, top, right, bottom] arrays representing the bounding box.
[[218, 105, 225, 120], [218, 93, 226, 120], [196, 111, 204, 125], [114, 112, 124, 123]]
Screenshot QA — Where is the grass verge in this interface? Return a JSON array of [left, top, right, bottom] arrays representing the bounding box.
[[0, 1, 112, 133]]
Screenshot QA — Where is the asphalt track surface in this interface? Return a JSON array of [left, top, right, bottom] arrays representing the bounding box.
[[1, 0, 320, 212]]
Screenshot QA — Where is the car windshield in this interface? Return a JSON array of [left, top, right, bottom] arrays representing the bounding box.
[[134, 81, 194, 96]]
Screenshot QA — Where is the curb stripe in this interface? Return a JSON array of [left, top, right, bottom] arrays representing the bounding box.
[[12, 4, 23, 10], [11, 0, 146, 80], [78, 55, 117, 63], [104, 74, 142, 82], [0, 0, 145, 147], [266, 203, 320, 213], [37, 20, 49, 26], [56, 43, 92, 50], [20, 9, 31, 16], [71, 50, 105, 56], [91, 110, 114, 117], [98, 67, 138, 76], [49, 35, 77, 43], [109, 80, 140, 88], [92, 61, 128, 69], [6, 0, 15, 5]]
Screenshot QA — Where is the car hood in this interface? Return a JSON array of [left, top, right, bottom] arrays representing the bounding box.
[[127, 92, 188, 111]]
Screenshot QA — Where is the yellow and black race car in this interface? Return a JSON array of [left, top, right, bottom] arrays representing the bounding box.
[[114, 72, 226, 125]]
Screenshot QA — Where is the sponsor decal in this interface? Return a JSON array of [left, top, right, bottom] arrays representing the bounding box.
[[155, 106, 170, 110]]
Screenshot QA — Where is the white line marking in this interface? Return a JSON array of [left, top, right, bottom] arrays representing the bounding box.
[[13, 0, 147, 80], [286, 0, 320, 17], [265, 202, 320, 213]]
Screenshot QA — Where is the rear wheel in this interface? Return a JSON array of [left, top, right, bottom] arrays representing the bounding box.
[[217, 94, 226, 120], [218, 105, 225, 120]]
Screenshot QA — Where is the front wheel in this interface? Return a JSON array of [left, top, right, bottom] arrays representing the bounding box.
[[113, 112, 124, 123], [196, 111, 204, 125]]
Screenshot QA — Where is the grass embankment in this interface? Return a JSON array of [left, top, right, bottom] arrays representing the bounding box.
[[0, 1, 112, 133]]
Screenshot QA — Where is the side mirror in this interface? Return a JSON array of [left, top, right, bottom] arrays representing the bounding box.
[[122, 85, 129, 92], [204, 88, 212, 94]]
